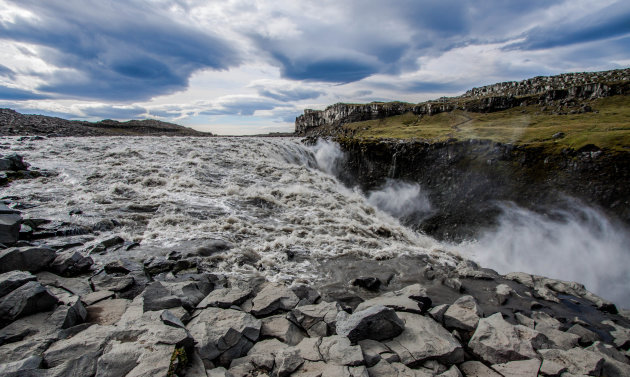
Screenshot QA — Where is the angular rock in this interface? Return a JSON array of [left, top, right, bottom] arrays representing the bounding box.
[[95, 341, 143, 377], [585, 341, 629, 363], [351, 276, 381, 291], [491, 359, 541, 377], [0, 281, 58, 325], [459, 361, 502, 377], [86, 299, 129, 325], [385, 312, 464, 366], [37, 271, 92, 297], [82, 290, 115, 306], [195, 239, 231, 256], [514, 312, 535, 328], [539, 359, 567, 376], [0, 212, 21, 245], [367, 359, 430, 377], [261, 314, 306, 346], [603, 320, 630, 349], [295, 360, 369, 377], [162, 280, 209, 310], [319, 335, 364, 366], [0, 355, 41, 375], [90, 273, 134, 292], [355, 294, 424, 315], [187, 307, 261, 366], [49, 250, 93, 276], [358, 339, 393, 367], [43, 324, 114, 368], [0, 270, 36, 298], [536, 327, 579, 350], [48, 297, 87, 329], [468, 313, 545, 364], [538, 347, 605, 375], [248, 338, 290, 357], [291, 284, 321, 306], [429, 304, 449, 324], [275, 348, 305, 377], [443, 295, 483, 332], [142, 282, 181, 312], [336, 305, 404, 343], [197, 287, 251, 309], [0, 246, 56, 273], [143, 256, 174, 276], [290, 301, 340, 337], [250, 282, 300, 317], [495, 284, 514, 305], [160, 309, 185, 329], [567, 324, 600, 346], [294, 337, 322, 362], [531, 311, 562, 330]]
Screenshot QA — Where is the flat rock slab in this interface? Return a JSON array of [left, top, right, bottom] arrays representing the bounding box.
[[250, 282, 299, 317], [443, 295, 483, 332], [261, 314, 306, 346], [90, 273, 134, 292], [336, 305, 404, 343], [459, 361, 502, 377], [0, 270, 36, 298], [0, 281, 58, 324], [86, 299, 129, 325], [538, 347, 605, 375], [82, 290, 115, 306], [290, 301, 340, 337], [0, 247, 56, 273], [197, 287, 251, 309], [385, 312, 464, 367], [491, 359, 541, 377], [318, 335, 364, 366], [142, 282, 181, 312]]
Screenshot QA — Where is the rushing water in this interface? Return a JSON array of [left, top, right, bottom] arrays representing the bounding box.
[[2, 136, 629, 307]]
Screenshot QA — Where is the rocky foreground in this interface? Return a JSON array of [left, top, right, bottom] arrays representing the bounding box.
[[1, 154, 630, 376]]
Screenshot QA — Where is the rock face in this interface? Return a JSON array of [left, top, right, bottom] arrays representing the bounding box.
[[336, 305, 405, 342]]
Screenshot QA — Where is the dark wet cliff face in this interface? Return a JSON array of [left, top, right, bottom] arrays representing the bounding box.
[[335, 138, 630, 241]]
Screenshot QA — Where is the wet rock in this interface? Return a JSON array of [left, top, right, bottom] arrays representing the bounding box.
[[143, 256, 174, 276], [351, 276, 381, 291], [0, 270, 36, 297], [468, 313, 546, 364], [354, 287, 429, 315], [385, 312, 464, 366], [197, 286, 251, 309], [538, 347, 605, 375], [603, 319, 630, 349], [491, 359, 541, 377], [443, 295, 483, 332], [250, 282, 300, 317], [0, 246, 56, 273], [187, 307, 261, 366], [142, 282, 181, 312], [195, 239, 232, 256], [261, 314, 306, 346], [90, 272, 134, 292], [290, 301, 341, 337], [291, 284, 321, 306], [0, 281, 58, 325], [459, 361, 502, 377], [567, 324, 600, 346], [86, 299, 129, 325], [0, 355, 41, 375], [0, 154, 28, 171], [82, 290, 115, 306], [0, 212, 21, 245], [49, 250, 93, 276], [319, 335, 364, 366], [336, 305, 405, 343]]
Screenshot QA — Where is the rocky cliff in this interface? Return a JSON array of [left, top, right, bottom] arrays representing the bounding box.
[[295, 68, 630, 136], [0, 108, 211, 137]]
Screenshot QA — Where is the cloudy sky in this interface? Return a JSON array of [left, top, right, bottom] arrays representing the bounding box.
[[0, 0, 629, 134]]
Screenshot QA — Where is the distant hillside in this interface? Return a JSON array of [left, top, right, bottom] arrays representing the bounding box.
[[0, 108, 211, 137], [296, 68, 630, 151]]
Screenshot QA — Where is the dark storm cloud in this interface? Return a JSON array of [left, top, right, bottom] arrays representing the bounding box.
[[510, 2, 630, 50], [0, 85, 47, 100], [0, 0, 240, 101]]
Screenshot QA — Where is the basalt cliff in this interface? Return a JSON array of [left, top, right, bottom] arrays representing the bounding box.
[[296, 68, 630, 241]]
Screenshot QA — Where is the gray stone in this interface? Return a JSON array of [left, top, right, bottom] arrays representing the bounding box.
[[195, 239, 232, 256], [275, 348, 305, 377], [428, 304, 449, 324], [319, 335, 364, 366], [90, 273, 134, 292], [538, 347, 605, 375], [531, 311, 562, 330], [538, 359, 567, 376], [443, 295, 483, 332], [567, 324, 600, 346], [187, 307, 261, 365], [0, 281, 58, 324], [0, 355, 41, 375], [161, 309, 186, 328], [0, 247, 56, 273], [468, 313, 545, 364], [295, 360, 369, 377], [437, 365, 462, 377], [514, 312, 535, 328], [82, 290, 115, 306], [143, 256, 174, 276], [291, 284, 321, 306], [385, 312, 464, 366], [36, 271, 92, 297], [142, 281, 181, 312], [355, 295, 424, 314], [86, 299, 129, 325], [459, 361, 502, 377], [162, 280, 209, 310], [290, 301, 340, 337], [294, 337, 323, 362], [603, 320, 630, 349], [495, 284, 514, 305], [358, 339, 392, 367], [367, 359, 432, 377], [248, 338, 290, 357], [95, 341, 143, 377], [537, 327, 580, 350], [197, 287, 251, 309], [0, 212, 21, 245], [261, 314, 306, 346], [585, 341, 629, 363], [0, 270, 36, 298], [250, 282, 300, 317], [336, 305, 405, 342], [49, 251, 93, 277], [491, 359, 541, 377], [43, 324, 113, 368], [48, 297, 87, 329]]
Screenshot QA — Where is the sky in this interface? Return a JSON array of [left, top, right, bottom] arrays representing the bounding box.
[[0, 0, 629, 135]]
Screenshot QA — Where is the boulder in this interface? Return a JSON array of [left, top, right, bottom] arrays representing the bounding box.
[[443, 295, 483, 332], [295, 360, 369, 377], [195, 239, 231, 256], [0, 281, 58, 325], [318, 335, 364, 366], [160, 309, 185, 329], [355, 294, 424, 315], [491, 359, 541, 377], [197, 286, 251, 309], [43, 324, 114, 369], [162, 280, 210, 310], [250, 282, 300, 317], [49, 251, 93, 276], [358, 339, 396, 367], [385, 312, 464, 367], [428, 304, 449, 324], [536, 327, 579, 350], [531, 311, 562, 330], [94, 341, 143, 377], [0, 355, 41, 375], [0, 247, 56, 273], [187, 307, 261, 366], [567, 324, 600, 346], [261, 314, 306, 346], [495, 284, 514, 305], [90, 273, 134, 292], [48, 297, 87, 329], [0, 154, 28, 171], [336, 305, 405, 343], [291, 284, 321, 306], [538, 347, 605, 375], [143, 256, 174, 276], [290, 301, 340, 337], [0, 212, 21, 245], [351, 276, 381, 291], [585, 341, 629, 363], [0, 270, 36, 298], [603, 320, 630, 349], [468, 313, 546, 364], [141, 282, 181, 312], [458, 361, 502, 377]]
